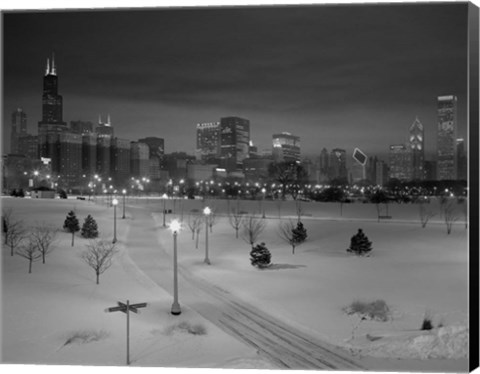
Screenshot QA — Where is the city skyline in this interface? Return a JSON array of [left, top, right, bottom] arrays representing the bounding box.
[[3, 3, 468, 158]]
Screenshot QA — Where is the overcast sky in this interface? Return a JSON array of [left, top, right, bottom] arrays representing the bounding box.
[[3, 2, 469, 159]]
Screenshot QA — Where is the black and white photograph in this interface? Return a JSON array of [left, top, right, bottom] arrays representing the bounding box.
[[1, 1, 479, 373]]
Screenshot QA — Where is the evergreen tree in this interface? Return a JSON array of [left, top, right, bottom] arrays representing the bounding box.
[[292, 221, 307, 243], [250, 242, 271, 268], [63, 210, 80, 246], [81, 215, 99, 238], [347, 228, 372, 256]]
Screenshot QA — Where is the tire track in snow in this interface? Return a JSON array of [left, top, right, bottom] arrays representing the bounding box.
[[126, 205, 364, 370]]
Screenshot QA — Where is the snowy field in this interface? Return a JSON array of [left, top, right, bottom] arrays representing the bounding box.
[[1, 195, 470, 373]]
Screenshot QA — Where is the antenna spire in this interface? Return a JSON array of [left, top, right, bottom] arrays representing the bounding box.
[[51, 52, 57, 75], [107, 114, 111, 126], [45, 58, 50, 75], [99, 114, 102, 124]]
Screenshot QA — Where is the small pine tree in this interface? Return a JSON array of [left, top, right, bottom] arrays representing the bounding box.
[[63, 210, 80, 246], [250, 242, 271, 269], [292, 221, 307, 243], [81, 215, 99, 238], [347, 228, 372, 256]]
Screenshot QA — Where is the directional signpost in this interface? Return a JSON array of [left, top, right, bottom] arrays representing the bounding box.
[[106, 300, 147, 365]]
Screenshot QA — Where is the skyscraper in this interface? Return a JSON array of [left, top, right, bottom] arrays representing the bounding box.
[[38, 54, 68, 173], [11, 108, 27, 154], [318, 148, 329, 182], [39, 54, 65, 126], [219, 116, 250, 172], [329, 148, 347, 181], [70, 120, 94, 135], [389, 144, 412, 181], [59, 132, 82, 188], [456, 138, 468, 180], [437, 95, 457, 180], [409, 117, 425, 180], [97, 115, 114, 137], [196, 122, 220, 161], [272, 132, 301, 162], [130, 141, 150, 178], [111, 138, 131, 186]]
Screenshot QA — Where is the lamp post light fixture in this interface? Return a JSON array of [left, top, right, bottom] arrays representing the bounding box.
[[122, 189, 127, 219], [112, 198, 118, 243], [203, 206, 211, 265], [170, 219, 181, 315]]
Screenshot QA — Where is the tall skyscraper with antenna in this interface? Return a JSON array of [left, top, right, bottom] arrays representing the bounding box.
[[38, 53, 68, 172]]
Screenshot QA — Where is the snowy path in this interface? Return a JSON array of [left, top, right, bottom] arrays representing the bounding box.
[[124, 205, 365, 370]]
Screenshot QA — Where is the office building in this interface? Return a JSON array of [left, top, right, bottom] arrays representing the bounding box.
[[111, 138, 131, 186], [196, 122, 220, 161], [81, 133, 97, 176], [138, 137, 165, 159], [130, 141, 149, 178], [11, 108, 27, 154], [70, 120, 94, 134], [409, 117, 425, 180], [437, 95, 457, 180], [219, 117, 250, 172], [389, 144, 412, 181], [272, 132, 300, 162], [456, 138, 467, 180], [59, 132, 82, 188], [18, 135, 38, 160], [375, 160, 388, 186], [329, 148, 347, 180]]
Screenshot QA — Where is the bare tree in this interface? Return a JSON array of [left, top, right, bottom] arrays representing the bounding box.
[[6, 220, 26, 256], [278, 219, 302, 255], [207, 208, 217, 233], [31, 224, 58, 264], [418, 199, 436, 228], [241, 215, 266, 248], [444, 200, 459, 235], [81, 239, 118, 285], [295, 200, 304, 223], [187, 214, 202, 240], [228, 207, 244, 239], [195, 222, 202, 249], [16, 236, 42, 274], [275, 199, 283, 218], [2, 207, 14, 245]]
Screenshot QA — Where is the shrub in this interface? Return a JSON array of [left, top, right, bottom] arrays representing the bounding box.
[[250, 242, 271, 268], [63, 330, 109, 346], [421, 310, 434, 330], [292, 221, 307, 243], [81, 215, 99, 238], [347, 228, 372, 256], [343, 299, 390, 322], [164, 321, 207, 336], [63, 210, 80, 246]]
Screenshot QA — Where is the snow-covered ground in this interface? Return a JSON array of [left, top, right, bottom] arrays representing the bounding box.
[[1, 196, 470, 373]]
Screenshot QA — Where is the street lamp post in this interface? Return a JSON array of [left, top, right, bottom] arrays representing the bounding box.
[[261, 187, 266, 218], [170, 220, 181, 315], [203, 206, 211, 265], [112, 198, 118, 243], [122, 189, 126, 219], [162, 193, 168, 227]]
